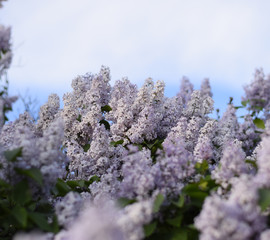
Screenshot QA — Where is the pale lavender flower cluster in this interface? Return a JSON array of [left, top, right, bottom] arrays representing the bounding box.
[[196, 175, 265, 240], [242, 68, 270, 119], [0, 25, 12, 75]]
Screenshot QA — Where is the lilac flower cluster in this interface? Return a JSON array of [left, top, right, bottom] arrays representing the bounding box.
[[3, 43, 270, 239]]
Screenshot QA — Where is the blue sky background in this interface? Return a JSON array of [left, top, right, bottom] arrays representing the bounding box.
[[1, 0, 270, 120]]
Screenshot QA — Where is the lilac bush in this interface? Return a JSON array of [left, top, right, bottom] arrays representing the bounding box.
[[3, 2, 270, 239]]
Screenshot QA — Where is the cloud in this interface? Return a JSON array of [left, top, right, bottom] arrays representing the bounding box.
[[1, 0, 270, 97]]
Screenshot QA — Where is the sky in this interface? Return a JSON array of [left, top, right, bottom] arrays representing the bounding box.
[[1, 0, 270, 119]]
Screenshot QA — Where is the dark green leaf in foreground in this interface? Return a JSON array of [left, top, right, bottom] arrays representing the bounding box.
[[258, 188, 270, 211], [28, 212, 52, 232], [15, 168, 43, 186], [12, 206, 27, 228], [99, 119, 110, 130], [144, 222, 157, 237], [110, 139, 124, 147], [253, 118, 265, 129], [153, 194, 164, 213], [101, 105, 112, 112], [4, 147, 23, 162], [117, 198, 136, 208], [53, 179, 72, 196]]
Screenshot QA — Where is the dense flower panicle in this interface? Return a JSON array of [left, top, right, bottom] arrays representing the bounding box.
[[55, 191, 83, 228], [0, 118, 66, 192], [164, 116, 188, 144], [212, 140, 248, 188], [0, 25, 12, 75], [0, 25, 11, 52], [260, 230, 270, 240], [255, 134, 270, 187], [177, 76, 194, 107], [55, 202, 125, 240], [200, 78, 213, 98], [125, 79, 165, 143], [153, 139, 195, 196], [13, 232, 54, 240], [184, 90, 214, 120], [117, 200, 153, 240], [119, 147, 154, 200], [37, 93, 60, 132], [242, 68, 270, 118], [157, 95, 183, 138], [196, 175, 265, 240], [195, 191, 264, 240], [239, 115, 260, 156], [194, 120, 217, 164], [215, 104, 240, 148], [107, 78, 137, 138]]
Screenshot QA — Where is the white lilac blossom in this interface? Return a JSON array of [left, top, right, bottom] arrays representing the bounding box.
[[200, 78, 213, 98], [13, 231, 53, 240], [126, 79, 165, 143], [185, 116, 204, 151], [0, 118, 66, 193], [54, 202, 125, 240], [255, 134, 270, 187], [184, 90, 214, 119], [164, 116, 188, 144], [212, 140, 248, 188], [117, 200, 153, 240], [108, 78, 137, 142], [153, 139, 195, 196], [195, 192, 264, 240], [260, 230, 270, 240], [196, 175, 265, 240], [55, 191, 83, 228], [242, 68, 270, 118], [157, 95, 183, 138], [215, 104, 240, 148], [36, 93, 60, 132], [239, 114, 260, 156], [119, 147, 155, 200], [0, 25, 12, 75], [177, 76, 194, 107]]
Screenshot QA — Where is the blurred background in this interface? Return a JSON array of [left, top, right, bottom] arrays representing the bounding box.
[[1, 0, 270, 120]]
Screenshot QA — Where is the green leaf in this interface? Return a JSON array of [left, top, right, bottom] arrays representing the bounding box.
[[258, 188, 270, 211], [54, 179, 72, 196], [87, 175, 100, 186], [173, 194, 185, 208], [245, 159, 258, 170], [76, 114, 82, 122], [99, 119, 110, 130], [241, 100, 249, 107], [101, 105, 112, 112], [83, 143, 90, 152], [12, 206, 27, 228], [171, 228, 188, 240], [67, 180, 86, 189], [28, 212, 52, 232], [253, 118, 265, 129], [195, 160, 209, 175], [12, 180, 32, 206], [110, 139, 124, 147], [153, 194, 164, 213], [166, 215, 183, 227], [15, 168, 43, 186], [117, 198, 136, 208], [144, 222, 157, 237], [4, 147, 23, 162]]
